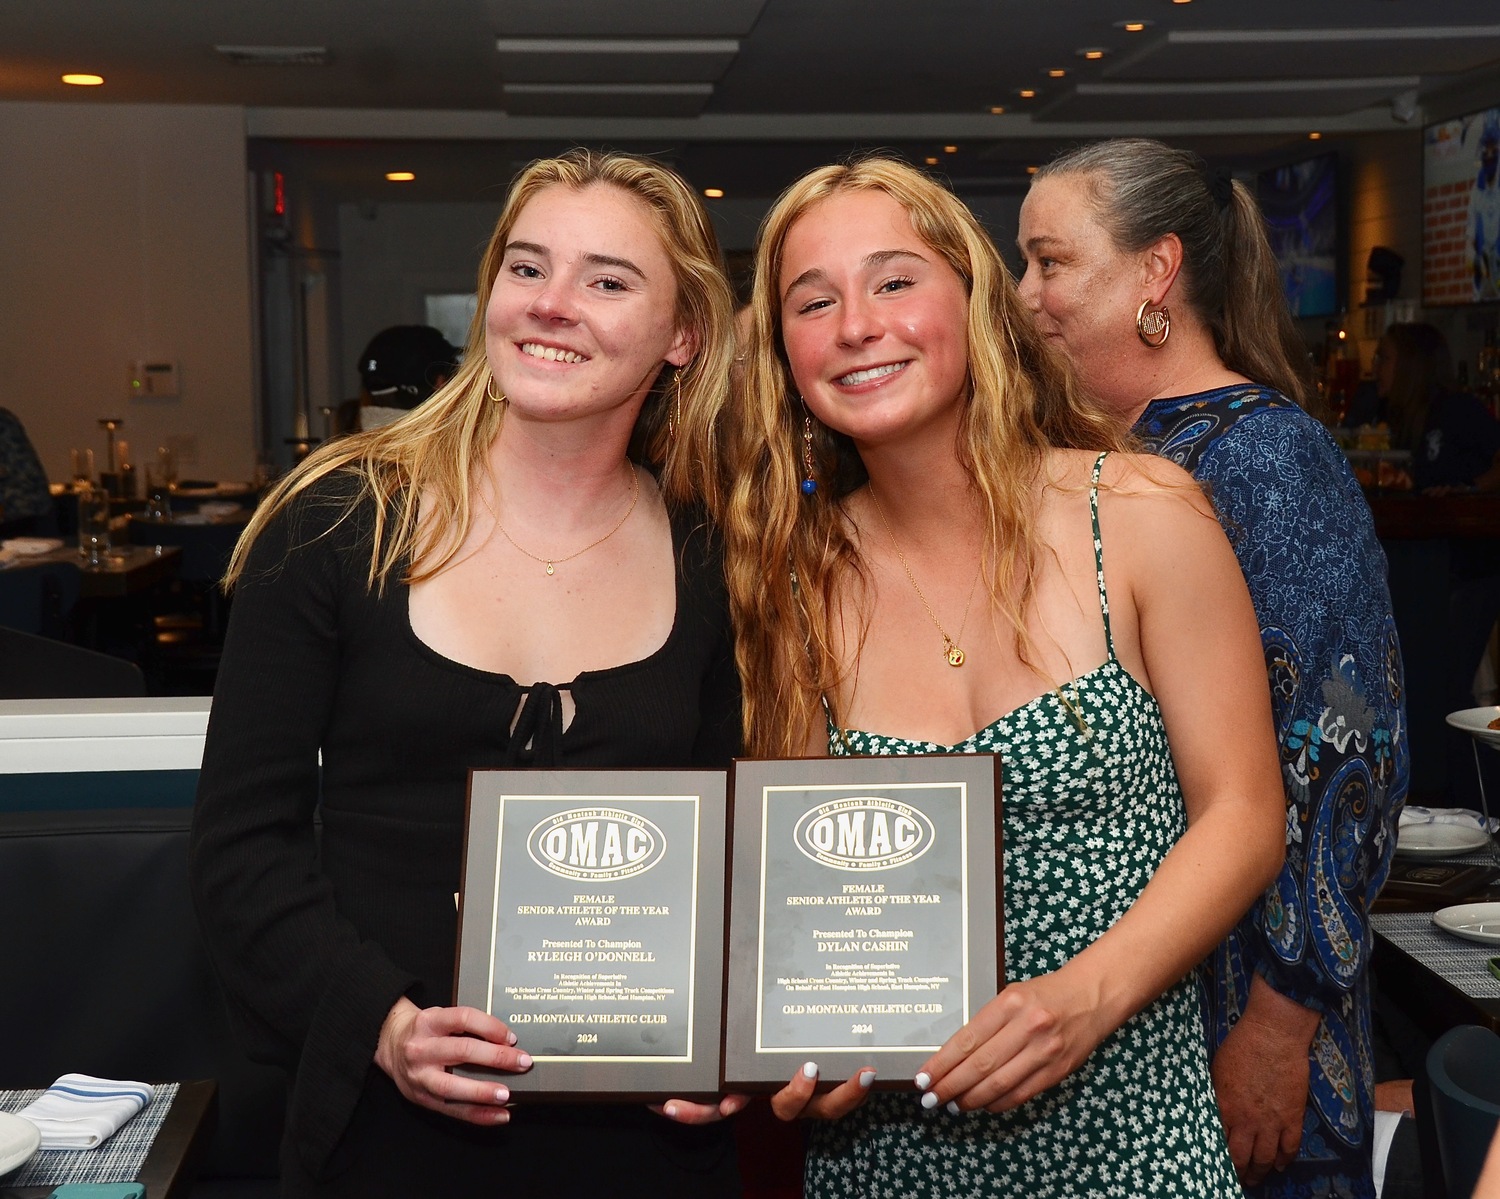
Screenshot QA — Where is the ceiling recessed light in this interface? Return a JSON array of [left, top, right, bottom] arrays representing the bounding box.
[[1172, 0, 1191, 5], [385, 172, 416, 182], [703, 188, 724, 199], [1078, 48, 1107, 60], [61, 73, 104, 86], [1018, 88, 1037, 99], [1048, 68, 1067, 78], [924, 157, 939, 166], [1026, 166, 1040, 175], [989, 105, 1006, 115], [943, 144, 958, 154], [1308, 131, 1323, 140], [1115, 19, 1152, 32]]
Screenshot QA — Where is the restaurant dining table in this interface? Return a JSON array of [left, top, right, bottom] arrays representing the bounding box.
[[1373, 847, 1500, 1038], [0, 1077, 217, 1199], [22, 544, 182, 599]]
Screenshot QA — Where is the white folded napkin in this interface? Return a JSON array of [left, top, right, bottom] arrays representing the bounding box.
[[197, 500, 242, 519], [15, 1074, 154, 1150], [0, 537, 63, 555], [1399, 805, 1499, 834], [1372, 1110, 1405, 1198]]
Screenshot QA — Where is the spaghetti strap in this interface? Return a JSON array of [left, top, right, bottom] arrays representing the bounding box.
[[1088, 452, 1116, 659]]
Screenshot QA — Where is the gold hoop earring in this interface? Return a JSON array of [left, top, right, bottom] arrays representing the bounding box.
[[485, 374, 505, 403], [1136, 300, 1170, 349]]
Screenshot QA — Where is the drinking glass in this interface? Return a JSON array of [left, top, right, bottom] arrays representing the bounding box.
[[76, 483, 111, 567], [70, 447, 95, 487], [143, 464, 173, 522], [155, 445, 178, 490]]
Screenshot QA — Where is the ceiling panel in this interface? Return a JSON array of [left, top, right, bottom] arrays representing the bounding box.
[[501, 83, 713, 118], [495, 39, 740, 84], [483, 0, 768, 38], [1107, 26, 1500, 82], [1036, 78, 1422, 124]]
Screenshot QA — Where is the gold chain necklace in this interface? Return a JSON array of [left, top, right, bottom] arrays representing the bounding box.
[[869, 487, 982, 667], [493, 465, 639, 576]]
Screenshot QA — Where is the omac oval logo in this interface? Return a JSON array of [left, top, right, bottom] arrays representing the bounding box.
[[527, 807, 667, 881], [793, 797, 934, 872]]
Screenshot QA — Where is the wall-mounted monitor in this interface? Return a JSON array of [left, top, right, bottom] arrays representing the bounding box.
[[1423, 103, 1500, 306], [1255, 152, 1341, 320]]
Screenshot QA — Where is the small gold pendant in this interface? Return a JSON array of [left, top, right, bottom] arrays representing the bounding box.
[[545, 562, 555, 576], [946, 644, 965, 667]]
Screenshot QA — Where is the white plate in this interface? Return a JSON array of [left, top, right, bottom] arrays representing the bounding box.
[[0, 1111, 40, 1176], [1432, 902, 1500, 945], [1445, 706, 1500, 751], [1396, 821, 1492, 857]]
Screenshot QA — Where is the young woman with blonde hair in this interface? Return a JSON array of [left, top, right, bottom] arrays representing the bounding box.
[[191, 150, 743, 1197], [714, 156, 1284, 1198]]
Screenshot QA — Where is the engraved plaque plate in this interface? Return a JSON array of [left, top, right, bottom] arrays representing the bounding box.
[[723, 755, 1002, 1089], [456, 769, 726, 1099]]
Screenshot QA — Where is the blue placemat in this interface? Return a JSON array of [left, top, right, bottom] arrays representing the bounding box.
[[1372, 911, 1500, 1000], [0, 1081, 177, 1188]]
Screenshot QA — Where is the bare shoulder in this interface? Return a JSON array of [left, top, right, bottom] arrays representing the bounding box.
[[1096, 451, 1217, 525]]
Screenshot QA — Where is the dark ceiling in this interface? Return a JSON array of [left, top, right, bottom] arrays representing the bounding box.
[[7, 0, 1500, 202]]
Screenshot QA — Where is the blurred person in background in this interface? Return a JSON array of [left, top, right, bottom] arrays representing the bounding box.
[[1374, 321, 1500, 494], [335, 324, 461, 435], [0, 406, 56, 538]]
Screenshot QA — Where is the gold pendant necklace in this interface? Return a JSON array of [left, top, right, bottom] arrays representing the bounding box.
[[493, 465, 639, 576], [869, 487, 982, 668]]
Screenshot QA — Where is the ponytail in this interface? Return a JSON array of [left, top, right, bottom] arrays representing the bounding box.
[[1218, 181, 1318, 413]]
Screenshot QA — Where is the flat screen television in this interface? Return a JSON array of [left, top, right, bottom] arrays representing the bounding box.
[[1255, 152, 1341, 319], [1423, 103, 1500, 306]]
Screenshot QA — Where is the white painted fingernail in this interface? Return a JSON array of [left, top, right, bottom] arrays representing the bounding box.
[[859, 1070, 876, 1089], [664, 1103, 679, 1119], [802, 1061, 819, 1079], [914, 1071, 931, 1090], [515, 1052, 532, 1069], [495, 1087, 509, 1104], [946, 1100, 961, 1115], [507, 1031, 517, 1046], [920, 1090, 939, 1109]]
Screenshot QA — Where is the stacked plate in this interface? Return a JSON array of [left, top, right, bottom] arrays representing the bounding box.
[[1445, 706, 1500, 751], [0, 1111, 40, 1177], [1431, 903, 1500, 946]]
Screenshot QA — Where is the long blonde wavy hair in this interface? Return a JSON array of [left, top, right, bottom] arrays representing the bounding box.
[[715, 157, 1126, 757], [226, 149, 736, 590]]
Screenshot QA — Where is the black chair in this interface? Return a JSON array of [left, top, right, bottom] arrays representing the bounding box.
[[0, 625, 145, 698], [0, 559, 81, 638], [1423, 1024, 1500, 1199], [128, 517, 243, 691], [0, 806, 284, 1195]]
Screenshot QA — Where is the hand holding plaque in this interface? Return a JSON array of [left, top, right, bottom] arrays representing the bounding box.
[[454, 769, 727, 1100], [723, 754, 1003, 1090]]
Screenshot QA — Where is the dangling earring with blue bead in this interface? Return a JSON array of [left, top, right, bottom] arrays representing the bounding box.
[[800, 408, 818, 496]]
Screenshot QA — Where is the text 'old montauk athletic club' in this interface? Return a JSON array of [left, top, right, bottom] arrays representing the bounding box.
[[793, 797, 935, 872], [527, 807, 668, 881]]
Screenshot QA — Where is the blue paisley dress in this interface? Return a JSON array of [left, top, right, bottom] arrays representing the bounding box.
[[807, 455, 1242, 1199], [1135, 385, 1408, 1199]]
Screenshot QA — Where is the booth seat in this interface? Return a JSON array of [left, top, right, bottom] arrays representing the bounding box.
[[0, 699, 282, 1196]]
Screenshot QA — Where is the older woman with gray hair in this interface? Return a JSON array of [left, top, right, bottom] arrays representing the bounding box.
[[1016, 138, 1408, 1199]]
